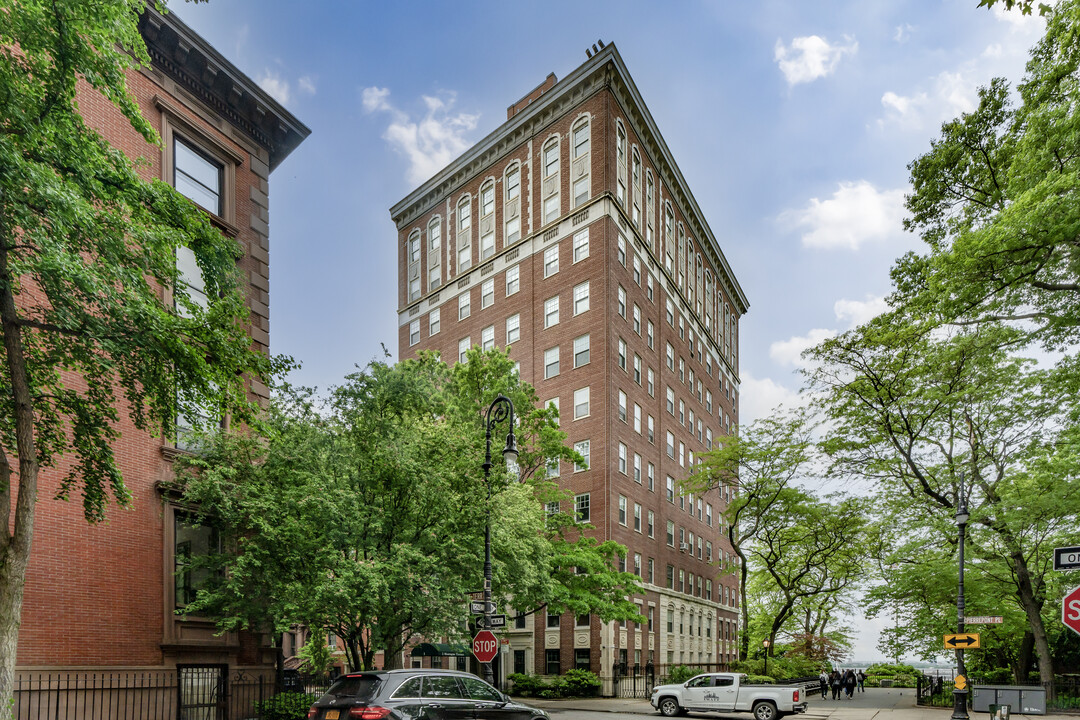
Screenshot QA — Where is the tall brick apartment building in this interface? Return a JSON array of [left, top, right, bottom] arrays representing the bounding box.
[[393, 44, 747, 680], [15, 5, 308, 711]]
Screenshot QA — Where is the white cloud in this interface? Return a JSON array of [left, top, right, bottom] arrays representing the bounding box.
[[834, 295, 888, 328], [739, 372, 806, 424], [362, 87, 480, 185], [774, 35, 858, 86], [780, 180, 907, 251], [258, 71, 290, 105], [992, 4, 1045, 30], [298, 76, 317, 95], [770, 328, 836, 368], [894, 23, 916, 43], [879, 70, 975, 131]]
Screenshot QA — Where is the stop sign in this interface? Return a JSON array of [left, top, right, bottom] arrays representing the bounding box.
[[1064, 586, 1080, 636], [472, 630, 498, 663]]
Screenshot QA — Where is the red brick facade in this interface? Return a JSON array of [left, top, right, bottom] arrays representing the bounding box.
[[16, 7, 308, 678], [392, 45, 747, 678]]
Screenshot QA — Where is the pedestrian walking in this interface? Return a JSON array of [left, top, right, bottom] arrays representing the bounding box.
[[818, 670, 828, 699], [830, 670, 842, 700], [844, 669, 856, 699], [857, 669, 866, 693]]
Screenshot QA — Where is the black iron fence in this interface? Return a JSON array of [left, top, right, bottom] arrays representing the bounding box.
[[604, 661, 735, 698], [12, 669, 331, 720]]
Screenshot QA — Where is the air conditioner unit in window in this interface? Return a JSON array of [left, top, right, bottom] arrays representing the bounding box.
[[679, 543, 689, 552]]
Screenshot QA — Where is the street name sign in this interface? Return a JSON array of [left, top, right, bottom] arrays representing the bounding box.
[[1064, 586, 1080, 637], [469, 601, 497, 614], [964, 616, 1004, 624], [472, 630, 498, 663], [487, 614, 507, 628], [944, 633, 981, 649], [1055, 546, 1080, 571]]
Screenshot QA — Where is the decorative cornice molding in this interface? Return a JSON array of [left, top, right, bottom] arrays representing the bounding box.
[[139, 7, 310, 173]]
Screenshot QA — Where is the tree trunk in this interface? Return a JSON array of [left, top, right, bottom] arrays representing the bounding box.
[[1014, 631, 1035, 682], [0, 217, 41, 720], [1012, 551, 1054, 692], [738, 550, 749, 661]]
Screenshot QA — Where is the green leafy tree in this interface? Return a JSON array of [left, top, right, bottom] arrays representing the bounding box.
[[177, 349, 643, 671], [807, 319, 1080, 684], [0, 0, 271, 714]]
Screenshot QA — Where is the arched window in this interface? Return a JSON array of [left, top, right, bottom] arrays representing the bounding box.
[[457, 195, 472, 272], [543, 138, 559, 178], [427, 217, 442, 289], [677, 225, 686, 289], [646, 170, 655, 248], [664, 204, 674, 273], [572, 117, 590, 159], [479, 180, 495, 260], [542, 137, 561, 223], [504, 164, 521, 244], [407, 229, 421, 301], [631, 149, 642, 227], [616, 121, 627, 206]]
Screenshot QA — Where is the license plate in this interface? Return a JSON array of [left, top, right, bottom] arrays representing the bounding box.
[[325, 711, 339, 720]]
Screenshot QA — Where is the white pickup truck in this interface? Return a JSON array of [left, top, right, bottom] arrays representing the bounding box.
[[650, 672, 808, 720]]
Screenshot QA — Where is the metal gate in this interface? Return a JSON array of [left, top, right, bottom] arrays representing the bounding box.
[[178, 665, 227, 720]]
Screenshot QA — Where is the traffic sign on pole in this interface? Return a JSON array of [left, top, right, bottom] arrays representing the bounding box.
[[1063, 586, 1080, 637], [1055, 546, 1080, 571], [470, 600, 497, 615], [487, 614, 507, 628], [473, 630, 498, 663], [964, 616, 1003, 624], [944, 633, 980, 649]]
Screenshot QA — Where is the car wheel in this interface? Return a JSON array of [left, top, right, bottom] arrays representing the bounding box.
[[658, 696, 681, 716], [753, 701, 778, 720]]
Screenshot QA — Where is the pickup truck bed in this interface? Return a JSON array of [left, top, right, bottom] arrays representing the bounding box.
[[650, 672, 807, 720]]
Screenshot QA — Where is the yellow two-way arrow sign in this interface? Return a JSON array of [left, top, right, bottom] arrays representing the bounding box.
[[955, 675, 968, 690], [944, 633, 980, 649]]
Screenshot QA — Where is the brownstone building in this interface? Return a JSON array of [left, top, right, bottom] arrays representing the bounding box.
[[392, 44, 747, 680], [15, 6, 308, 714]]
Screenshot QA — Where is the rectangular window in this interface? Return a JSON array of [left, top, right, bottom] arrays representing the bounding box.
[[633, 355, 642, 385], [481, 278, 494, 308], [618, 495, 627, 524], [666, 387, 675, 415], [666, 343, 675, 370], [174, 512, 219, 609], [574, 648, 591, 671], [647, 510, 654, 538], [666, 568, 675, 594], [458, 337, 471, 363], [544, 296, 559, 328], [666, 432, 674, 459], [514, 649, 526, 674], [633, 255, 642, 285], [706, 390, 713, 414], [429, 308, 441, 336], [174, 137, 223, 215], [573, 176, 590, 208], [666, 474, 675, 502], [546, 500, 560, 516], [618, 390, 627, 422], [547, 612, 561, 629], [544, 244, 559, 277], [458, 293, 471, 320], [666, 299, 675, 326], [573, 281, 590, 315], [706, 504, 713, 526], [506, 265, 520, 295], [574, 441, 590, 472], [633, 453, 642, 482], [573, 229, 589, 262], [544, 142, 559, 177], [544, 195, 559, 223], [618, 236, 626, 266], [481, 184, 495, 216], [544, 347, 560, 378], [647, 320, 654, 349], [633, 403, 641, 432], [618, 339, 627, 369], [647, 415, 654, 443], [409, 319, 420, 346], [634, 553, 642, 577], [574, 334, 590, 367], [575, 491, 591, 520], [506, 314, 520, 344], [633, 305, 641, 334], [481, 325, 495, 351], [647, 368, 654, 396], [505, 216, 520, 245], [666, 521, 674, 547], [480, 232, 495, 260], [647, 462, 655, 491], [618, 286, 626, 317], [574, 387, 590, 419], [618, 443, 627, 474], [633, 503, 642, 532]]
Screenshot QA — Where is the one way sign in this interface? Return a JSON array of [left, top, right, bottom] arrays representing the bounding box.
[[944, 633, 980, 649]]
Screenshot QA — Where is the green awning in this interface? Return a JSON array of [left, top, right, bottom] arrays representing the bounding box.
[[410, 642, 471, 657]]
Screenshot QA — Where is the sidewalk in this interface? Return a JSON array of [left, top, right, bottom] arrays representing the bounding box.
[[529, 688, 1072, 719]]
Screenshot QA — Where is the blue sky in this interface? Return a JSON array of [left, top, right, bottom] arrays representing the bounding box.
[[174, 0, 1046, 662]]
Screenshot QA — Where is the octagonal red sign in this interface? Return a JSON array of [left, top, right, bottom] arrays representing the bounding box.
[[1064, 586, 1080, 636], [472, 630, 498, 663]]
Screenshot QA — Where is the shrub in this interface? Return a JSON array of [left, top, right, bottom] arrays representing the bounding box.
[[562, 669, 601, 697], [666, 665, 699, 684], [254, 692, 321, 720], [745, 674, 774, 684], [507, 673, 546, 697]]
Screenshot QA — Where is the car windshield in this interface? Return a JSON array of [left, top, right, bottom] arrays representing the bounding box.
[[323, 674, 380, 700]]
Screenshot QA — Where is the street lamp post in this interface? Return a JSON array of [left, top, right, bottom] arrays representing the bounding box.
[[952, 481, 970, 720], [763, 639, 770, 679], [480, 394, 517, 688]]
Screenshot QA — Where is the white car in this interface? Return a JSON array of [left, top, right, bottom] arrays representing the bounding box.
[[650, 672, 808, 720]]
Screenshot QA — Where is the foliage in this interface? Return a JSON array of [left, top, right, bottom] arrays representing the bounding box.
[[744, 675, 775, 684], [507, 673, 547, 697], [865, 663, 920, 677], [253, 692, 321, 720], [177, 348, 643, 672], [507, 670, 600, 698], [296, 635, 336, 677], [560, 668, 601, 696], [0, 0, 279, 715], [733, 654, 821, 681], [665, 665, 698, 684]]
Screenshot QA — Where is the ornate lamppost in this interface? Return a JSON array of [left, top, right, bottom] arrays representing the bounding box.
[[763, 639, 771, 678], [480, 394, 517, 687], [952, 481, 970, 720]]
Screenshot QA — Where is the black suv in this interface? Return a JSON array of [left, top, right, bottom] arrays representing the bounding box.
[[305, 669, 550, 720]]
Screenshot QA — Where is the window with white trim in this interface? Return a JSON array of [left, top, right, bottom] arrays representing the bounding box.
[[666, 433, 675, 460], [544, 244, 559, 277], [457, 196, 471, 271], [481, 278, 494, 309], [544, 347, 560, 379], [458, 337, 471, 363], [428, 218, 442, 289], [647, 368, 655, 396], [573, 281, 590, 315], [505, 264, 519, 296], [458, 292, 471, 320], [633, 305, 641, 334], [618, 446, 627, 475], [574, 441, 590, 473], [618, 390, 627, 422], [618, 338, 627, 369], [429, 308, 440, 336], [618, 495, 627, 524], [544, 296, 559, 328], [617, 286, 626, 317], [575, 491, 591, 521], [573, 229, 589, 263], [633, 403, 641, 433], [506, 314, 520, 344], [574, 387, 590, 419], [647, 415, 654, 443], [573, 333, 590, 367], [633, 453, 641, 483], [409, 319, 420, 346], [647, 510, 654, 538], [481, 325, 494, 351]]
